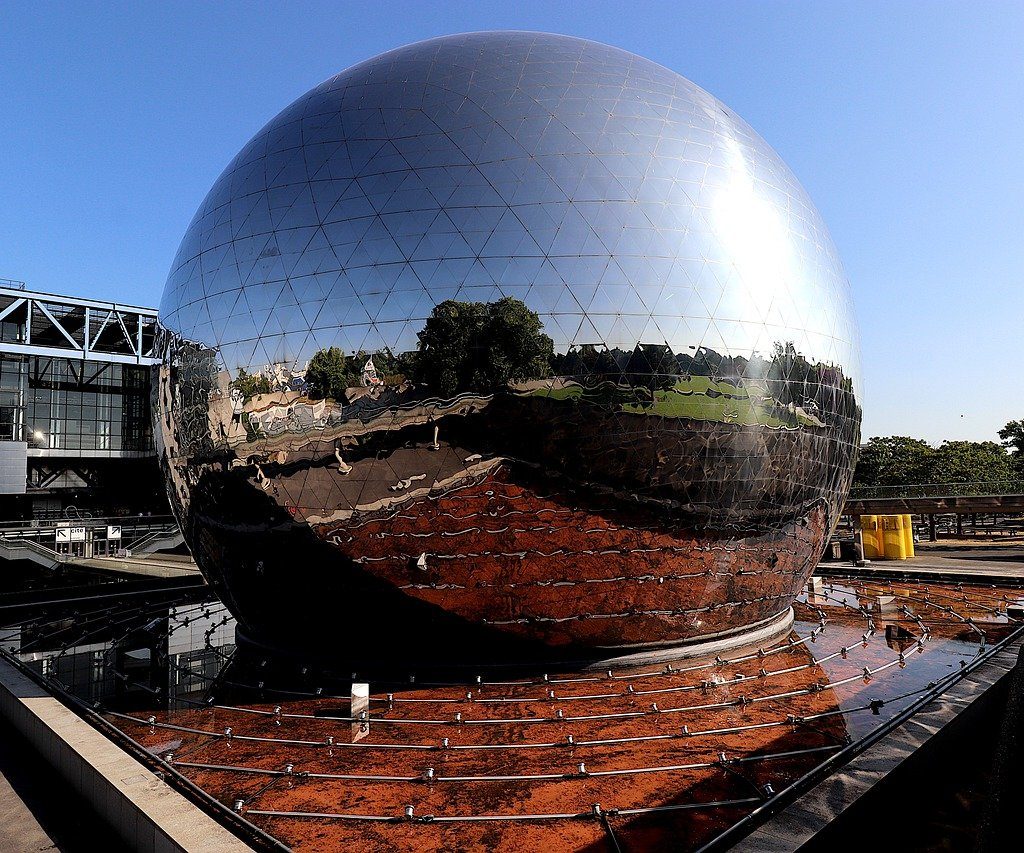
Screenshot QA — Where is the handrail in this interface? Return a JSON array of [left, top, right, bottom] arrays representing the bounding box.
[[0, 521, 182, 561], [848, 481, 1024, 500], [0, 536, 61, 568], [0, 514, 176, 532], [126, 525, 183, 553]]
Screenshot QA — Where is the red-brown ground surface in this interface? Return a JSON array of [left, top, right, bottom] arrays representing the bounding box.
[[108, 578, 1022, 852]]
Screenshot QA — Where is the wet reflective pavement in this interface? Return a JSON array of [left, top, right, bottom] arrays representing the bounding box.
[[2, 575, 1020, 851]]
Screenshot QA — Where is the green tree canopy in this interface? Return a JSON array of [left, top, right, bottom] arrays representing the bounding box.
[[854, 435, 1015, 488], [229, 368, 271, 402], [998, 420, 1024, 474], [416, 297, 553, 396], [853, 436, 935, 487], [930, 440, 1014, 486], [305, 346, 357, 400], [624, 343, 680, 394], [368, 347, 417, 383]]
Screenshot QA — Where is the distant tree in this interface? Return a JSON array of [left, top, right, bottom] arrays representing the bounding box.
[[367, 347, 417, 384], [998, 420, 1024, 474], [930, 440, 1014, 487], [305, 346, 357, 400], [624, 344, 679, 396], [229, 368, 271, 402], [554, 344, 623, 385], [853, 436, 934, 487], [688, 347, 718, 377], [768, 341, 814, 406], [416, 298, 552, 396], [477, 297, 553, 389], [740, 354, 771, 382], [415, 301, 486, 396]]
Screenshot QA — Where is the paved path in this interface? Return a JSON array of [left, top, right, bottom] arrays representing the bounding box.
[[819, 544, 1024, 583], [0, 720, 129, 852], [69, 553, 201, 579], [0, 745, 55, 852]]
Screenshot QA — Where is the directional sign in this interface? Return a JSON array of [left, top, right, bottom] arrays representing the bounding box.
[[56, 526, 86, 543], [106, 525, 122, 540]]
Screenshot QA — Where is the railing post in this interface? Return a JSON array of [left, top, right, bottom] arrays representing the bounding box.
[[852, 515, 866, 566]]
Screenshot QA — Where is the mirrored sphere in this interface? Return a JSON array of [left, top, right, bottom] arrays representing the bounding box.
[[156, 32, 861, 663]]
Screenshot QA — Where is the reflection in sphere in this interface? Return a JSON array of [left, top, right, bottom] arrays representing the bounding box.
[[156, 32, 860, 663]]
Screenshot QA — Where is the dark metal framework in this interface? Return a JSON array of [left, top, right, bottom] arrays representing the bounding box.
[[0, 285, 159, 366]]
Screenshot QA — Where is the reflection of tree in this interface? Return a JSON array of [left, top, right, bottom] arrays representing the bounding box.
[[767, 341, 812, 406], [625, 344, 679, 395], [296, 313, 856, 430], [552, 343, 679, 395], [304, 347, 416, 400], [553, 344, 623, 384], [415, 298, 553, 396], [305, 346, 357, 401], [554, 339, 854, 421], [229, 368, 271, 402], [369, 347, 416, 384]]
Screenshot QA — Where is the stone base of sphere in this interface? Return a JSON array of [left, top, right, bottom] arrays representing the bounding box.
[[227, 607, 796, 684]]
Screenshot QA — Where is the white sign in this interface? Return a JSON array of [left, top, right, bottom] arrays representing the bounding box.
[[351, 682, 370, 743], [106, 525, 122, 540], [56, 526, 86, 543]]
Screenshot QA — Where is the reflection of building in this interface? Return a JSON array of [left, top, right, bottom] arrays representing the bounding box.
[[0, 282, 164, 518], [361, 356, 381, 386], [9, 600, 235, 710]]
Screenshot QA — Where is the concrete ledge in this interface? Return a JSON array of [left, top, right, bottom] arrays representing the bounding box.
[[729, 633, 1024, 852], [0, 657, 253, 853]]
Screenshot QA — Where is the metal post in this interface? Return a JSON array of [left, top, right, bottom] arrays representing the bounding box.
[[852, 515, 866, 566], [929, 514, 937, 542]]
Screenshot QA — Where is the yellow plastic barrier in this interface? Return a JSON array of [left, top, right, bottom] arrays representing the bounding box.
[[901, 514, 916, 559], [860, 515, 882, 559], [882, 515, 908, 560], [860, 514, 915, 560]]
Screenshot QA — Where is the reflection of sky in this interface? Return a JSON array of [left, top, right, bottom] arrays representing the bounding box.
[[161, 32, 859, 391]]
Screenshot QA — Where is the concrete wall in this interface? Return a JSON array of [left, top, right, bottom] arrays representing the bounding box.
[[0, 441, 27, 494], [0, 657, 253, 852]]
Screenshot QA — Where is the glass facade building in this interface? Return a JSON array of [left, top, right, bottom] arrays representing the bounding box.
[[0, 355, 151, 453], [158, 32, 861, 660], [0, 285, 161, 514]]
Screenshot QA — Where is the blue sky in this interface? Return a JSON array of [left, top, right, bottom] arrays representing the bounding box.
[[2, 1, 1022, 443]]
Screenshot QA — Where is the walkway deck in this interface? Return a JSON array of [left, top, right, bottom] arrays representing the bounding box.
[[70, 553, 201, 580], [818, 544, 1024, 584]]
